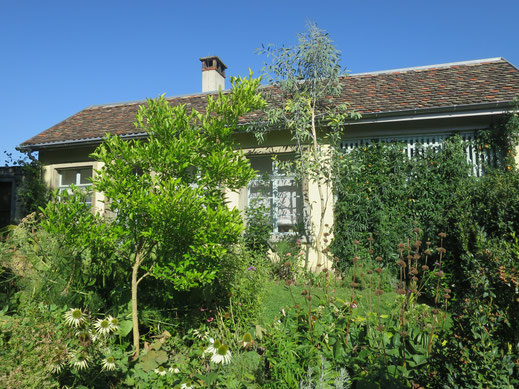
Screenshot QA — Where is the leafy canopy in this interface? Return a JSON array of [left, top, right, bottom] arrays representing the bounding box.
[[91, 72, 266, 290]]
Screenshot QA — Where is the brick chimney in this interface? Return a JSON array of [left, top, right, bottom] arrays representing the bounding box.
[[200, 56, 227, 92]]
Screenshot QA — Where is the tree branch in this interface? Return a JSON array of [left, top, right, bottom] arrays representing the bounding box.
[[136, 272, 150, 286]]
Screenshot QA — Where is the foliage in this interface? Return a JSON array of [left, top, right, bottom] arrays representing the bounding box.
[[253, 22, 360, 268], [269, 235, 305, 281], [91, 73, 266, 355], [243, 198, 272, 253], [0, 190, 123, 311], [3, 150, 49, 217], [0, 302, 131, 388], [211, 245, 270, 325], [331, 102, 519, 387], [258, 234, 450, 388], [333, 136, 472, 270], [0, 303, 63, 388], [424, 234, 519, 387]]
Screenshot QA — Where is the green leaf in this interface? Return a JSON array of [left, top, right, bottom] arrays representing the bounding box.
[[118, 320, 133, 337], [156, 350, 168, 364]]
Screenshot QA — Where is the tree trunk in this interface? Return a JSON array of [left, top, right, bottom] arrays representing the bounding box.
[[131, 251, 143, 359], [310, 105, 328, 268]]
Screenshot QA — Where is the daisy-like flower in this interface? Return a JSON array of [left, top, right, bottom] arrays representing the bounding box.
[[180, 383, 193, 389], [154, 366, 167, 376], [193, 328, 208, 340], [107, 315, 119, 333], [169, 366, 180, 374], [204, 338, 220, 355], [49, 361, 65, 374], [94, 317, 111, 336], [64, 308, 85, 328], [242, 332, 253, 348], [101, 355, 117, 371], [70, 350, 90, 371], [210, 343, 232, 365]]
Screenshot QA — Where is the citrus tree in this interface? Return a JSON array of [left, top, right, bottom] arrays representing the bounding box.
[[91, 73, 266, 356]]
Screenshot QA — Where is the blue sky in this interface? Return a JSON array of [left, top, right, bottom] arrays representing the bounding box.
[[1, 0, 519, 161]]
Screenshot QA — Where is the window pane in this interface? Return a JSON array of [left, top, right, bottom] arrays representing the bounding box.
[[247, 154, 303, 234], [59, 168, 92, 186], [79, 168, 92, 185], [250, 156, 273, 175], [60, 170, 77, 186], [277, 178, 302, 232], [249, 179, 271, 198]]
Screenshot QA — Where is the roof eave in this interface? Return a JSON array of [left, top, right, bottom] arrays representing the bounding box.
[[347, 101, 513, 125], [20, 101, 515, 151], [19, 132, 148, 152]]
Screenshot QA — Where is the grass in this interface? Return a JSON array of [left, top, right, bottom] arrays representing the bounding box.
[[259, 277, 401, 326]]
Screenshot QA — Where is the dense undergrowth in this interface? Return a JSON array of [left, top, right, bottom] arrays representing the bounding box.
[[1, 113, 519, 387]]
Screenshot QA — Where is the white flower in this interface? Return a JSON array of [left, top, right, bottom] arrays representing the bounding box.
[[64, 308, 85, 328], [107, 315, 119, 333], [154, 366, 167, 376], [49, 361, 65, 374], [94, 317, 111, 335], [101, 356, 117, 371], [169, 366, 180, 374], [193, 328, 208, 340], [204, 338, 220, 355], [180, 383, 193, 389], [210, 343, 231, 365], [70, 350, 90, 371]]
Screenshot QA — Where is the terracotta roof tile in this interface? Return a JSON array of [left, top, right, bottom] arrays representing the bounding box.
[[22, 58, 519, 148]]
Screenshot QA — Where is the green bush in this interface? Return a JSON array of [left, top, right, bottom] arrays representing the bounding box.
[[332, 136, 471, 270], [0, 303, 63, 388], [244, 198, 272, 254], [423, 234, 519, 387]]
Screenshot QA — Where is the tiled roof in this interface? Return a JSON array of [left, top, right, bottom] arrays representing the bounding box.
[[21, 58, 519, 148]]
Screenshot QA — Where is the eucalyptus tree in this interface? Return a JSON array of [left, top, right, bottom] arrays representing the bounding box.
[[255, 22, 360, 268]]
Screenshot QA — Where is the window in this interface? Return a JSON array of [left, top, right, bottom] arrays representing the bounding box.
[[340, 131, 487, 176], [248, 155, 303, 233], [58, 167, 93, 206]]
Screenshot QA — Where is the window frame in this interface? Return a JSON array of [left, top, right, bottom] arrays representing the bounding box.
[[247, 154, 303, 235], [57, 167, 93, 207]]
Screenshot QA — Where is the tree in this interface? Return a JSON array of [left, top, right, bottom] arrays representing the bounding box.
[[91, 73, 266, 356], [254, 23, 360, 268]]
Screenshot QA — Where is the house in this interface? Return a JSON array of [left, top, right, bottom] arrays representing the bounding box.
[[20, 56, 519, 268]]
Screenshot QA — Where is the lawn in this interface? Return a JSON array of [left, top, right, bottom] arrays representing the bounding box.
[[260, 278, 402, 326]]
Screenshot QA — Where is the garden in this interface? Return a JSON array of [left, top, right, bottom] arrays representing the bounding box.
[[1, 24, 518, 388]]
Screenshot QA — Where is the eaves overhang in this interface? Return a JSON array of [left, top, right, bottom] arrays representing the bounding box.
[[19, 132, 148, 152], [345, 101, 513, 126], [20, 101, 515, 152]]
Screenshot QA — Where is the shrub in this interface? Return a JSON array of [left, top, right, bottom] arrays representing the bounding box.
[[332, 136, 471, 270], [244, 198, 272, 254]]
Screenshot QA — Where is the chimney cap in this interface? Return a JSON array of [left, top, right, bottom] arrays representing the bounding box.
[[200, 56, 227, 78]]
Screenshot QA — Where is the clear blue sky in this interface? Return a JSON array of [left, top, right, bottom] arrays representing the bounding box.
[[2, 0, 518, 162]]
